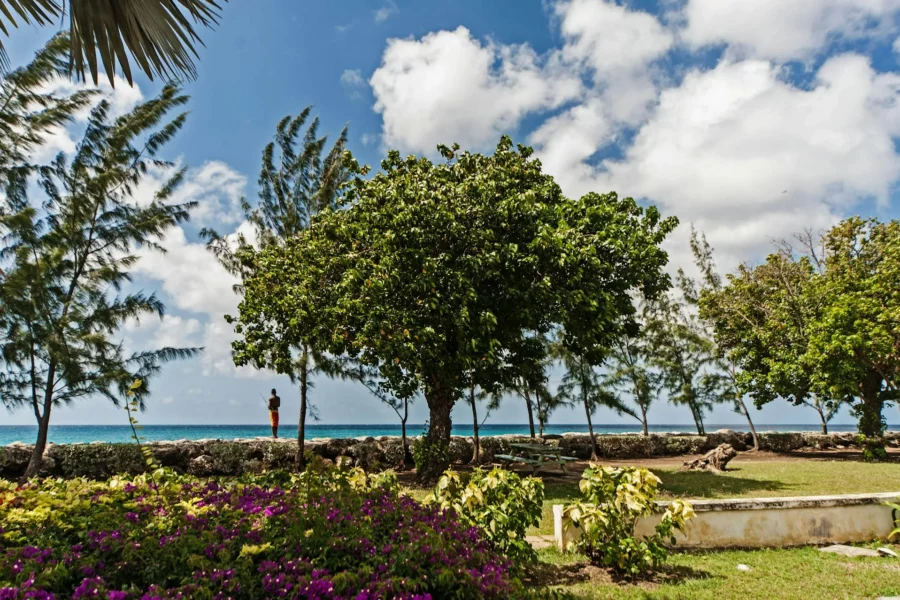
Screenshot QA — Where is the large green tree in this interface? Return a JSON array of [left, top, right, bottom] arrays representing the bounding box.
[[233, 138, 677, 481], [699, 240, 844, 434], [204, 109, 353, 468], [809, 218, 900, 443], [0, 46, 200, 478], [0, 0, 225, 85], [701, 219, 899, 447]]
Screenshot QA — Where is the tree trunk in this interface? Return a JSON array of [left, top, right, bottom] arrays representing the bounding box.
[[23, 410, 51, 481], [523, 388, 536, 439], [681, 444, 736, 472], [816, 403, 828, 435], [470, 386, 480, 465], [737, 397, 760, 451], [640, 406, 649, 436], [418, 381, 454, 483], [23, 364, 57, 481], [583, 394, 599, 461], [399, 398, 410, 470], [296, 347, 309, 471], [858, 370, 885, 441], [689, 401, 705, 435]]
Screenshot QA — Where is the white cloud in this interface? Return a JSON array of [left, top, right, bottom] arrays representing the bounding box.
[[555, 0, 673, 76], [30, 74, 145, 164], [160, 396, 175, 405], [578, 54, 900, 267], [371, 26, 582, 153], [361, 133, 379, 147], [173, 161, 247, 227], [374, 0, 398, 23], [681, 0, 900, 61], [341, 69, 365, 88], [136, 227, 238, 317], [125, 314, 202, 349]]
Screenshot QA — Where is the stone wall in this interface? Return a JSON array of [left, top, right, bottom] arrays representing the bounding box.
[[1, 430, 897, 480]]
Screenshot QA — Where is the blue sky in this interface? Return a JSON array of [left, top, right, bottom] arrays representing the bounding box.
[[6, 0, 900, 428]]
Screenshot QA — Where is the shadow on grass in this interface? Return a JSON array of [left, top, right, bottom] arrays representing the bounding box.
[[527, 558, 717, 590], [656, 468, 790, 498]]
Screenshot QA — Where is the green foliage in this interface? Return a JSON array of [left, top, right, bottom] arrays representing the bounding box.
[[858, 434, 889, 462], [233, 136, 677, 480], [887, 501, 900, 541], [0, 468, 530, 598], [428, 467, 545, 563], [123, 379, 161, 474], [564, 465, 694, 576], [701, 218, 900, 445], [0, 55, 201, 476], [0, 0, 224, 85], [412, 434, 449, 474]]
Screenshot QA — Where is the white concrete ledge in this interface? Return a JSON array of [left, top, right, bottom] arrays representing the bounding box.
[[554, 492, 900, 550]]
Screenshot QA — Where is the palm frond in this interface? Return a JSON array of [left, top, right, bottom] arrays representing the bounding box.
[[0, 0, 225, 86]]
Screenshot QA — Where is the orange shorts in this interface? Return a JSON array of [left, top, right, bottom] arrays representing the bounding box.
[[269, 410, 279, 429]]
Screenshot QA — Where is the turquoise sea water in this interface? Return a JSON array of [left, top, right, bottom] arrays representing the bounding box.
[[0, 423, 885, 445]]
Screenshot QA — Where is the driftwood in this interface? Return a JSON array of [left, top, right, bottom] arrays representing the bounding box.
[[681, 443, 737, 472]]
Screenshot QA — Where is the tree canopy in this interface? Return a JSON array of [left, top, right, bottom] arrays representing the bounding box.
[[232, 137, 677, 481], [701, 218, 900, 450]]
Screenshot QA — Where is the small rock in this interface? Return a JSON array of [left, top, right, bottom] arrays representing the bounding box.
[[736, 564, 751, 572], [819, 544, 880, 558], [877, 547, 899, 558]]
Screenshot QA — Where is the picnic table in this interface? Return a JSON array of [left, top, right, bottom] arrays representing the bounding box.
[[494, 442, 578, 475]]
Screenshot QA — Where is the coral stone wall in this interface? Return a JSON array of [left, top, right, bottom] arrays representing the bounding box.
[[0, 431, 897, 480]]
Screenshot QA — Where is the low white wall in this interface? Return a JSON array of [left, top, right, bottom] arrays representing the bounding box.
[[554, 492, 900, 550]]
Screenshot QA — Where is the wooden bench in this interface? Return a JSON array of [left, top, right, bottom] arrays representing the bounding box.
[[495, 454, 543, 474]]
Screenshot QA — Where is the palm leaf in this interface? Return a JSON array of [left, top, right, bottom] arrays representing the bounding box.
[[0, 0, 225, 85]]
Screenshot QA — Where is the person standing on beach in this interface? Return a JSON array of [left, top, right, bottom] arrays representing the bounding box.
[[268, 389, 281, 438]]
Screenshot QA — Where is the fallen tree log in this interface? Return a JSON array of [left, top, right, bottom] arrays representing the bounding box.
[[681, 443, 736, 472]]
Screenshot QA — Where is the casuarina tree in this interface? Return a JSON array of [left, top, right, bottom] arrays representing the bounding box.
[[233, 138, 677, 482], [680, 228, 760, 450], [203, 108, 353, 469], [0, 44, 200, 478]]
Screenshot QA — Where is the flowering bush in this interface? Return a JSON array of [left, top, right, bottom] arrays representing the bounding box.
[[427, 468, 544, 563], [563, 465, 694, 576], [0, 466, 546, 599]]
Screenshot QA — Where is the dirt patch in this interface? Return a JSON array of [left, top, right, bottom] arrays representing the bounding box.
[[526, 560, 713, 590]]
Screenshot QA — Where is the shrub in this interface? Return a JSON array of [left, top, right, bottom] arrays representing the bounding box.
[[563, 465, 694, 576], [427, 468, 544, 563], [0, 466, 535, 598], [857, 434, 888, 462], [411, 436, 448, 474]]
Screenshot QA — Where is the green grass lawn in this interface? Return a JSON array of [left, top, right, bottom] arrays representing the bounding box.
[[528, 458, 900, 599], [532, 459, 900, 535], [535, 545, 900, 600]]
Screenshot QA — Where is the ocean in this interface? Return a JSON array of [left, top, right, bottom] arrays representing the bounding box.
[[0, 423, 885, 446]]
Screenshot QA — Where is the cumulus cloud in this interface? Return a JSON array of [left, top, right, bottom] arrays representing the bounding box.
[[370, 26, 582, 153], [580, 54, 900, 268], [133, 225, 266, 379], [681, 0, 900, 61], [556, 0, 673, 76]]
